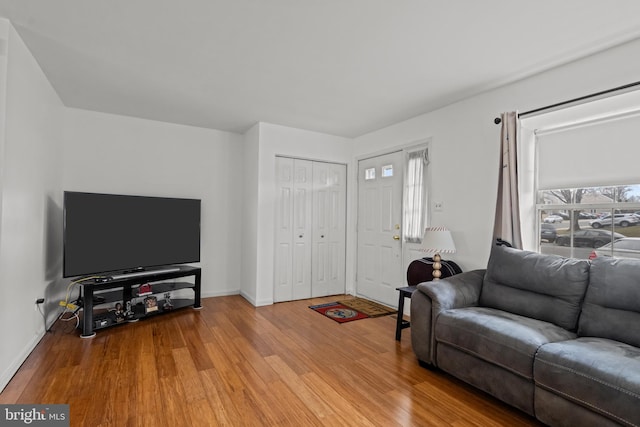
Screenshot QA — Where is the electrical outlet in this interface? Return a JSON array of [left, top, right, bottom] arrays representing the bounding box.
[[434, 201, 444, 211]]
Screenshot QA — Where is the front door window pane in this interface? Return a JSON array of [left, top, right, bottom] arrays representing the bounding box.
[[365, 168, 375, 180]]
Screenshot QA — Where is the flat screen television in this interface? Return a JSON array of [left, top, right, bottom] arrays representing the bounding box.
[[63, 191, 201, 278]]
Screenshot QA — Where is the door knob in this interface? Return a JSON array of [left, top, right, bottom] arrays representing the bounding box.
[[393, 235, 400, 240]]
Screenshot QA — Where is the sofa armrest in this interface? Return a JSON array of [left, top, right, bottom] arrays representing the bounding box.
[[418, 269, 484, 311], [410, 270, 485, 365]]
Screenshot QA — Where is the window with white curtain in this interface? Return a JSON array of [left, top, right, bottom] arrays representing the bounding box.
[[524, 90, 640, 259], [403, 148, 428, 243]]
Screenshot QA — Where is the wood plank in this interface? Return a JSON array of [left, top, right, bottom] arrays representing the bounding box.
[[0, 295, 543, 427], [264, 354, 334, 421]]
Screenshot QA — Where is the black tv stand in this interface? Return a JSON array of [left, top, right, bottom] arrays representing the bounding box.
[[121, 267, 145, 274], [108, 266, 181, 280], [76, 265, 201, 338]]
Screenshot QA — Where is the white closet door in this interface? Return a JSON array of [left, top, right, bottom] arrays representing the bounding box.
[[274, 157, 346, 302], [274, 157, 313, 302], [274, 157, 294, 302], [291, 159, 313, 300], [312, 162, 346, 297]]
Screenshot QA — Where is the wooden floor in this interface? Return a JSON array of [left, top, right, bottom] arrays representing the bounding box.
[[1, 295, 543, 426]]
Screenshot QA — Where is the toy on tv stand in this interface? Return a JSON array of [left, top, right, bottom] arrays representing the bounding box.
[[114, 302, 126, 323], [163, 292, 173, 310], [125, 301, 137, 321], [138, 283, 152, 296], [144, 296, 158, 313]]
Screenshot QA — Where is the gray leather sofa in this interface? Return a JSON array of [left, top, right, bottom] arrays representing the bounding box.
[[411, 244, 640, 427]]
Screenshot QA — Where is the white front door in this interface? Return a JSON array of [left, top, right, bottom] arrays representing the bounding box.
[[357, 151, 404, 306]]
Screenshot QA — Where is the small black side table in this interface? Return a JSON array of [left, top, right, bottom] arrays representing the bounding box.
[[397, 257, 462, 341], [395, 285, 417, 340]]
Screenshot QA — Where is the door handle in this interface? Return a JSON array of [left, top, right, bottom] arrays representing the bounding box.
[[393, 235, 400, 240]]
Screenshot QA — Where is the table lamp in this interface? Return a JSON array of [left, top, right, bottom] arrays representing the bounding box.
[[419, 226, 456, 280]]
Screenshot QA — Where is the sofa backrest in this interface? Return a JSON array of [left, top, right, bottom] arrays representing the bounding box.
[[479, 245, 590, 331], [578, 256, 640, 347]]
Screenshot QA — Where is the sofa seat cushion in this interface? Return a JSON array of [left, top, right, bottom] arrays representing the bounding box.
[[435, 307, 577, 379], [534, 337, 640, 427]]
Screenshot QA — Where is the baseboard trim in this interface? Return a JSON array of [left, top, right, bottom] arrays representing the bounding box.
[[0, 328, 46, 393], [201, 289, 241, 299], [238, 290, 273, 307]]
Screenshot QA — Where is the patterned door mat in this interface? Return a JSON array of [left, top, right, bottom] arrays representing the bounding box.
[[337, 297, 397, 318], [309, 302, 369, 323]]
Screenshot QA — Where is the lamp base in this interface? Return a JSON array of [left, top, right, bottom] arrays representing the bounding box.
[[432, 253, 442, 280]]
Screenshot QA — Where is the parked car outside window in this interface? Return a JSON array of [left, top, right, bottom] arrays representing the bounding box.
[[555, 230, 625, 248], [589, 214, 639, 228], [578, 212, 597, 219], [543, 215, 563, 223], [540, 223, 557, 243], [589, 237, 640, 260]]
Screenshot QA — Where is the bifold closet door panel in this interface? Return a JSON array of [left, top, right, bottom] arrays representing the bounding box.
[[274, 158, 312, 302], [311, 162, 346, 297]]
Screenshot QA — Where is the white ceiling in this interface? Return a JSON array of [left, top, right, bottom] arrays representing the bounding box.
[[1, 1, 640, 138]]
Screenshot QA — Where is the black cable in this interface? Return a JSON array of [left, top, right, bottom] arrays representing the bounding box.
[[36, 302, 50, 333]]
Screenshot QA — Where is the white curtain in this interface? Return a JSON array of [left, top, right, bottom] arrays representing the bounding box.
[[493, 112, 523, 248], [403, 148, 428, 243]]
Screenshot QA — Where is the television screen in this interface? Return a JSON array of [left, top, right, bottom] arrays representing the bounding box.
[[63, 191, 201, 278]]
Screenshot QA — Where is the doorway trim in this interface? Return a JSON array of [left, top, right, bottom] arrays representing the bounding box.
[[354, 137, 432, 306]]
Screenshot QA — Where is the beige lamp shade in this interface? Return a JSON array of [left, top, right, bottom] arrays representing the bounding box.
[[419, 226, 456, 280], [419, 226, 456, 254]]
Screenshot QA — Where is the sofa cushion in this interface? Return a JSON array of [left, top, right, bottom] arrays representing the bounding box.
[[435, 307, 577, 379], [534, 337, 640, 427], [437, 343, 537, 416], [479, 245, 590, 330], [578, 256, 640, 347]]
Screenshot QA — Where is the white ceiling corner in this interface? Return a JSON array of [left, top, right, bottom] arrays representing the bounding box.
[[1, 0, 640, 138]]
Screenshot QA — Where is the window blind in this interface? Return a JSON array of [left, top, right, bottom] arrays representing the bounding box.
[[536, 112, 640, 190]]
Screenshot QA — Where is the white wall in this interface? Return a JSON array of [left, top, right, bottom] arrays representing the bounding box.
[[240, 123, 260, 303], [62, 108, 244, 298], [0, 20, 65, 391], [354, 37, 640, 271], [0, 21, 246, 392], [244, 122, 353, 306]]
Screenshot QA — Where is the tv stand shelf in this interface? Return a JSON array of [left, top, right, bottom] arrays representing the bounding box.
[[76, 266, 201, 338]]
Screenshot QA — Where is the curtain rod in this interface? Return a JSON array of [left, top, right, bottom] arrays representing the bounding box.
[[493, 80, 640, 124]]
